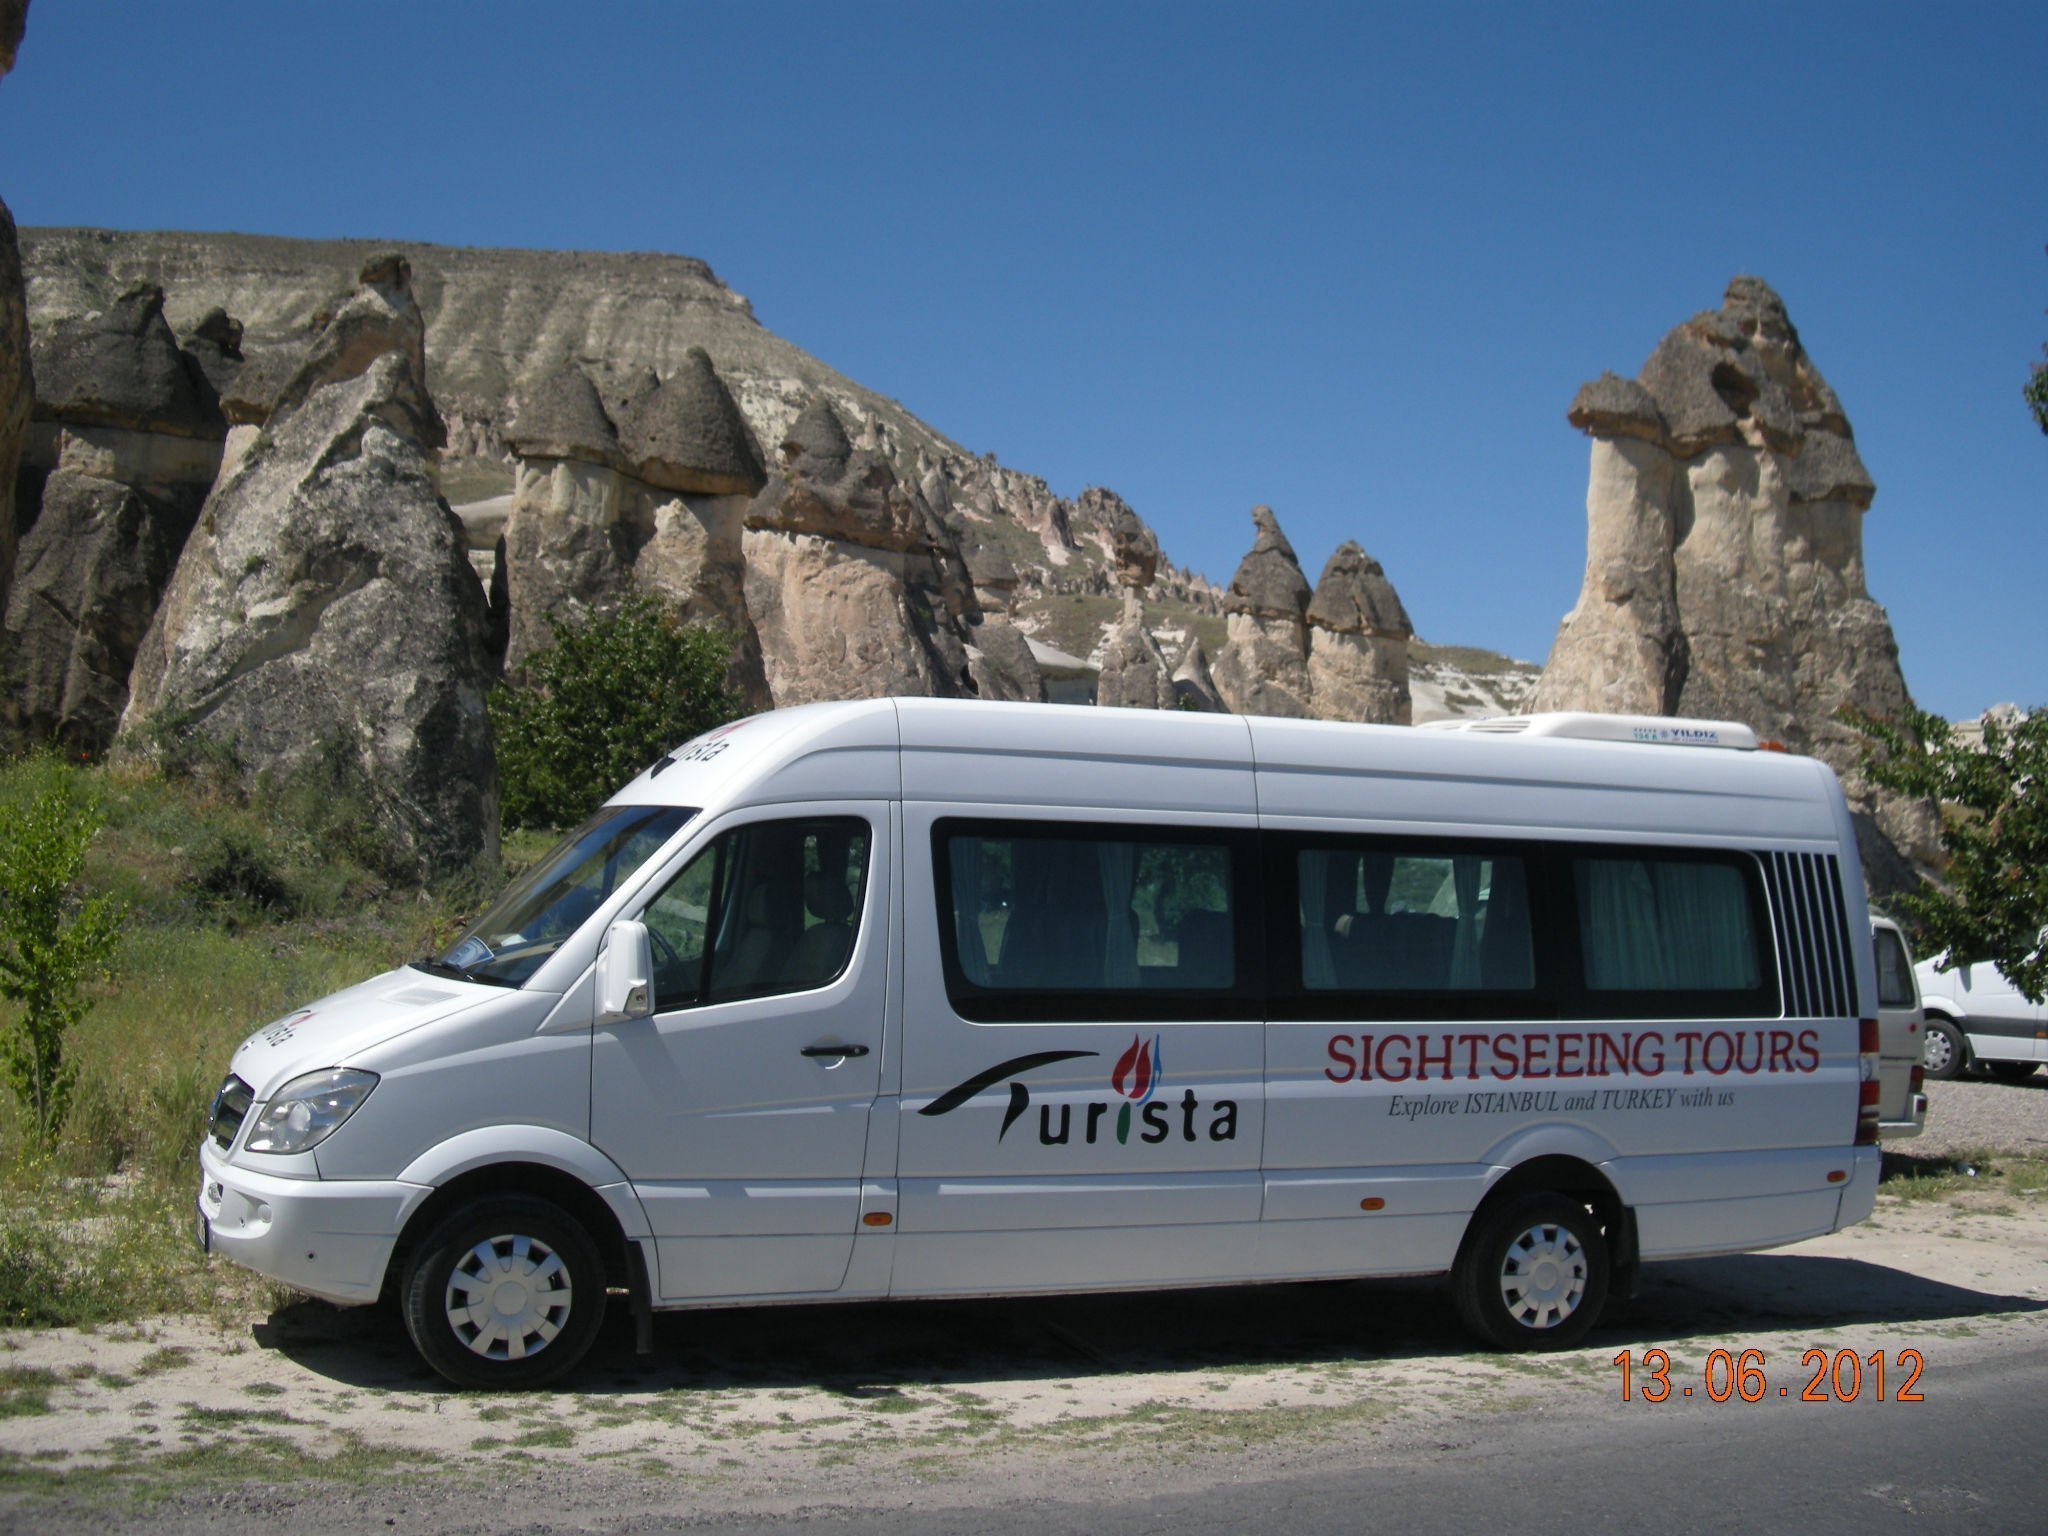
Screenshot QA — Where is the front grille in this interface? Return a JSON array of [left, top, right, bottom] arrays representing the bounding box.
[[208, 1074, 253, 1150]]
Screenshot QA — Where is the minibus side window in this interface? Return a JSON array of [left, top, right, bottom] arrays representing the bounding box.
[[1567, 851, 1777, 1019], [934, 820, 1260, 1023], [1295, 845, 1535, 995], [642, 817, 871, 1011]]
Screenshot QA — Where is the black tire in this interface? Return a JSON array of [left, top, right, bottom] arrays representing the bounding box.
[[1453, 1193, 1610, 1351], [1982, 1060, 2041, 1084], [401, 1195, 606, 1390], [1921, 1017, 1969, 1081]]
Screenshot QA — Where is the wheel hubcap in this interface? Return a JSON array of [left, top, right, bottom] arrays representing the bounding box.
[[1498, 1221, 1588, 1330], [445, 1233, 571, 1361], [1923, 1032, 1953, 1073]]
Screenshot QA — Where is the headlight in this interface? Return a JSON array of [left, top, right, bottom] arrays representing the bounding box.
[[242, 1068, 379, 1154]]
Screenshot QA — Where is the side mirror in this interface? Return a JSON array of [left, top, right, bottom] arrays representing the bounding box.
[[597, 921, 655, 1024]]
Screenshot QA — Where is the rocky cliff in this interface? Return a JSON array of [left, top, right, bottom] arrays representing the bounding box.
[[18, 228, 1228, 679]]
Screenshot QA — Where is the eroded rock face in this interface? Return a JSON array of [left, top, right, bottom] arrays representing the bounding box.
[[1211, 505, 1314, 717], [498, 357, 771, 704], [1096, 593, 1178, 711], [1, 196, 27, 633], [743, 398, 999, 705], [1305, 540, 1413, 725], [1171, 635, 1224, 713], [1533, 276, 1935, 892], [4, 284, 226, 749], [1, 0, 29, 674], [122, 320, 498, 877]]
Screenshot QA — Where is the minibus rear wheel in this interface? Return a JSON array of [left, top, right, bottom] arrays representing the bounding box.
[[401, 1195, 607, 1390], [1452, 1192, 1610, 1351]]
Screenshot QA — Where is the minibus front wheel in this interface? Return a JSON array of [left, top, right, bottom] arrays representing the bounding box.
[[401, 1194, 608, 1389], [1452, 1192, 1610, 1351]]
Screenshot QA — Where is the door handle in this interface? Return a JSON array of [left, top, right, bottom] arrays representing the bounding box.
[[800, 1043, 871, 1060]]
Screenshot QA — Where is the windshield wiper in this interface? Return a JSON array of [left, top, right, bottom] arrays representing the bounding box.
[[408, 958, 516, 988]]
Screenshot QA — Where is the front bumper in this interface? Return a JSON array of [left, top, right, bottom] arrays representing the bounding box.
[[197, 1138, 430, 1306]]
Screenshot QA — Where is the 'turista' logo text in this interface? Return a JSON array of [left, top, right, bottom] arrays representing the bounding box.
[[919, 1034, 1239, 1147]]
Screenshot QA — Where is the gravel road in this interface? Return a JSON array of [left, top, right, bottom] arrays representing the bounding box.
[[1902, 1071, 2047, 1159]]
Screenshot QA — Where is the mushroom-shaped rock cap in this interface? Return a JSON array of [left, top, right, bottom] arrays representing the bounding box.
[[619, 347, 765, 496], [1308, 541, 1413, 639], [507, 365, 621, 467], [1617, 276, 1865, 472], [1568, 372, 1665, 444], [31, 283, 225, 440], [1223, 504, 1311, 621], [780, 395, 854, 483]]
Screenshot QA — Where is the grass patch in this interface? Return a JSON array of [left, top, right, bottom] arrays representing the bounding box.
[[0, 1365, 60, 1418], [1880, 1150, 2048, 1202]]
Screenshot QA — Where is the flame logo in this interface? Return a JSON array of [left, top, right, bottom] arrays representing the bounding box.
[[1111, 1034, 1162, 1103], [1111, 1034, 1163, 1145]]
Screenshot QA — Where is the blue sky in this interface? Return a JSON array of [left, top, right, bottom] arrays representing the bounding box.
[[4, 1, 2043, 718]]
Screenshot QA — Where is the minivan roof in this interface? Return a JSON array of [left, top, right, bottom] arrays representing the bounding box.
[[609, 698, 1842, 844]]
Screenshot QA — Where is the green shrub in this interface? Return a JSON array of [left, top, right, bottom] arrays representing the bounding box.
[[0, 760, 123, 1143], [490, 595, 744, 830]]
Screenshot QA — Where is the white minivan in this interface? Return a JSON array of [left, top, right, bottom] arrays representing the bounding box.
[[1869, 915, 1928, 1139], [198, 703, 1883, 1388], [1916, 937, 2048, 1083]]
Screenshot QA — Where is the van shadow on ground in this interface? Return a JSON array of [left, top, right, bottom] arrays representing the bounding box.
[[250, 1252, 2046, 1397]]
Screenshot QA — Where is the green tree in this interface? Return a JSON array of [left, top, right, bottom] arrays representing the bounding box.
[[490, 596, 745, 830], [2030, 243, 2048, 435], [0, 763, 123, 1143], [1851, 706, 2048, 1003]]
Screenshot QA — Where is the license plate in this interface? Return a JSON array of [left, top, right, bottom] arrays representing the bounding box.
[[193, 1202, 211, 1255]]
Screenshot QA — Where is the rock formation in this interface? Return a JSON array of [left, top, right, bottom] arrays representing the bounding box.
[[1211, 505, 1315, 717], [1090, 487, 1180, 711], [1170, 636, 1224, 713], [741, 397, 1040, 706], [500, 347, 772, 705], [1532, 276, 1936, 890], [1208, 507, 1415, 724], [1, 0, 33, 643], [4, 285, 226, 749], [121, 257, 499, 878], [1306, 541, 1414, 725]]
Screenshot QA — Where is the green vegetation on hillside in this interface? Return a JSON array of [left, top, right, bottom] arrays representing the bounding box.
[[491, 596, 744, 829], [0, 753, 546, 1325]]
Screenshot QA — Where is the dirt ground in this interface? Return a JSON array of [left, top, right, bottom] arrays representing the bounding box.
[[3, 1164, 2046, 1532]]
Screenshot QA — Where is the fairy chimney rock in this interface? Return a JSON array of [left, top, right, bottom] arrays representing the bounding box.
[[1534, 275, 1931, 894], [1211, 504, 1313, 717], [1304, 541, 1413, 726]]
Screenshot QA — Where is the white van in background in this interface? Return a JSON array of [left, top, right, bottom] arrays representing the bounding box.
[[1916, 939, 2048, 1083], [197, 703, 1883, 1388], [1869, 915, 1928, 1138]]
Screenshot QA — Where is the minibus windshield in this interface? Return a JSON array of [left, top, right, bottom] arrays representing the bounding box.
[[418, 805, 696, 989]]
